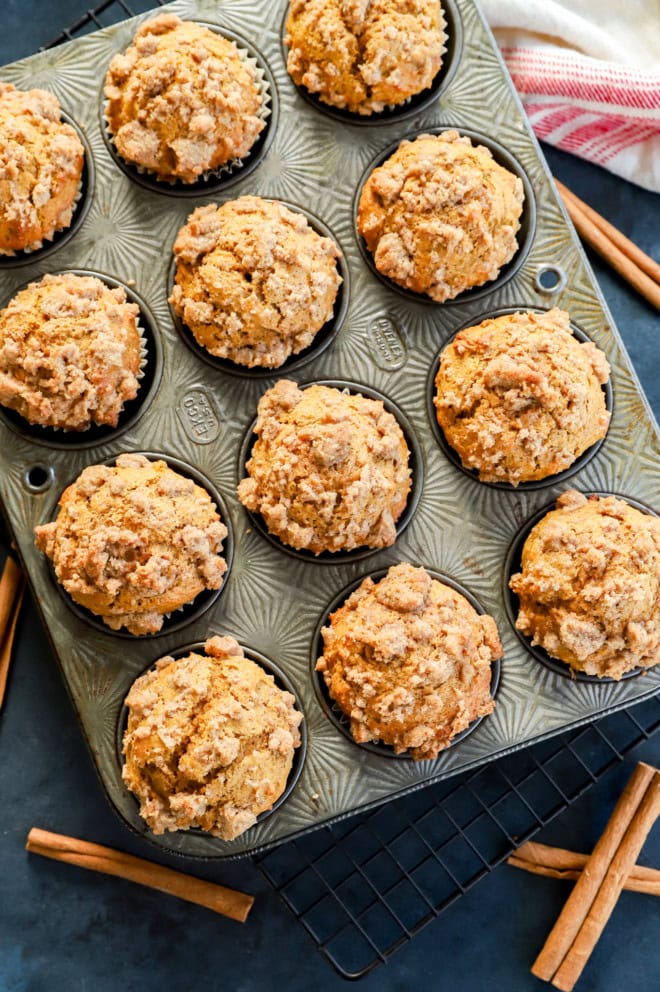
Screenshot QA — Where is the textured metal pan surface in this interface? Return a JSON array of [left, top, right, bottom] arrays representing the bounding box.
[[0, 0, 658, 859]]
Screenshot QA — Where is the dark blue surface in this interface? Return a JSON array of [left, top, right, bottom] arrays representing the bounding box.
[[1, 5, 659, 991]]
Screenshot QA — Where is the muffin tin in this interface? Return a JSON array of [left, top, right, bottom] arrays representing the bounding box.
[[0, 0, 658, 859]]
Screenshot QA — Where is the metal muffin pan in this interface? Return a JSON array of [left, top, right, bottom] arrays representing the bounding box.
[[0, 0, 658, 859]]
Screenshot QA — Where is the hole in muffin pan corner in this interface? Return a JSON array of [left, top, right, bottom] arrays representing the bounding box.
[[0, 269, 163, 450], [425, 306, 614, 492], [310, 566, 501, 760], [0, 111, 94, 269], [535, 264, 567, 295], [99, 24, 279, 198], [280, 0, 463, 127], [503, 492, 658, 684], [166, 202, 351, 379], [237, 379, 424, 564], [22, 463, 55, 494], [46, 452, 235, 639], [114, 639, 308, 843], [352, 126, 536, 306]]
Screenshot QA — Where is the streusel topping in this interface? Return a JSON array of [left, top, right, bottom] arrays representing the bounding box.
[[357, 131, 524, 301], [286, 0, 446, 114], [510, 491, 660, 679], [434, 309, 611, 484], [104, 14, 264, 183], [237, 380, 411, 554], [317, 563, 502, 759], [170, 198, 342, 368], [0, 273, 141, 430], [123, 635, 303, 840], [0, 83, 84, 254], [35, 454, 228, 635]]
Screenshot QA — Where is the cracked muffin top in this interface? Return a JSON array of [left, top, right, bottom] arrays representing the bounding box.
[[285, 0, 446, 115], [0, 273, 142, 431], [317, 563, 502, 759], [237, 379, 411, 554], [104, 14, 264, 183], [434, 309, 611, 485], [510, 491, 660, 679], [122, 635, 303, 841], [357, 131, 524, 301], [0, 83, 84, 254], [35, 454, 228, 635], [169, 198, 342, 368]]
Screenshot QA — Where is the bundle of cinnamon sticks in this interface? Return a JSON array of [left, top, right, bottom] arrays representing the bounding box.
[[0, 553, 25, 710], [509, 762, 660, 990]]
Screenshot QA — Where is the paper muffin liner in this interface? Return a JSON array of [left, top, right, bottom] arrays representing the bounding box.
[[0, 177, 84, 258], [103, 30, 272, 189]]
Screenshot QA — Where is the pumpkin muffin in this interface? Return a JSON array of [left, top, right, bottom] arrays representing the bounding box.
[[237, 379, 411, 554], [357, 131, 524, 301], [510, 491, 660, 679], [169, 197, 342, 368], [104, 14, 264, 184], [122, 635, 303, 840], [434, 309, 611, 485], [317, 563, 502, 758], [0, 272, 141, 431], [35, 454, 228, 635], [285, 0, 447, 115], [0, 83, 84, 255]]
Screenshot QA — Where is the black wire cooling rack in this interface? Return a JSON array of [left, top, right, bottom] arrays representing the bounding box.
[[42, 3, 660, 980]]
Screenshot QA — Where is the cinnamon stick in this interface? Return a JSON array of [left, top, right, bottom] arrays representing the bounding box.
[[508, 841, 660, 896], [552, 770, 660, 991], [0, 577, 24, 710], [0, 555, 22, 640], [532, 762, 656, 981], [26, 828, 254, 923], [556, 184, 660, 310], [556, 180, 660, 285]]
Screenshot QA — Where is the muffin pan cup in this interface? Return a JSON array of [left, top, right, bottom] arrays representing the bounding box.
[[425, 305, 614, 491], [311, 567, 501, 759], [0, 0, 658, 860], [0, 269, 163, 449]]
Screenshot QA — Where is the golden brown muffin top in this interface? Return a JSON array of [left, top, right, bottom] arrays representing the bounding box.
[[104, 14, 264, 183], [510, 491, 660, 679], [0, 273, 141, 431], [0, 83, 84, 253], [237, 379, 411, 554], [34, 454, 228, 635], [357, 131, 524, 301], [169, 197, 342, 368], [317, 563, 502, 759], [286, 0, 446, 115], [122, 635, 303, 840], [434, 309, 611, 485]]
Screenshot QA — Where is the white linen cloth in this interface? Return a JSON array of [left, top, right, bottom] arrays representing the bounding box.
[[480, 0, 660, 191]]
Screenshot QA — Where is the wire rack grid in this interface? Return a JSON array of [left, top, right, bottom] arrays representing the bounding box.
[[39, 1, 660, 980]]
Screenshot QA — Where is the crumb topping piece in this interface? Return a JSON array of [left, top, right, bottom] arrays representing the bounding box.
[[237, 379, 411, 554], [34, 454, 228, 635], [169, 197, 342, 368], [510, 491, 660, 679], [0, 83, 84, 254], [434, 309, 611, 484], [0, 273, 141, 430], [122, 635, 303, 840], [317, 563, 502, 759], [285, 0, 447, 115], [104, 14, 264, 183], [357, 131, 524, 301]]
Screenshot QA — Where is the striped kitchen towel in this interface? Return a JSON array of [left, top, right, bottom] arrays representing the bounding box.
[[480, 0, 660, 192]]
